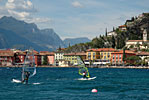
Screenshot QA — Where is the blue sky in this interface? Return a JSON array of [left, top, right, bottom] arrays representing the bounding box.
[[0, 0, 148, 40]]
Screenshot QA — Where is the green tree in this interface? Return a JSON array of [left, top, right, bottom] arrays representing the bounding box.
[[143, 57, 149, 66], [119, 37, 125, 48], [125, 55, 141, 66], [129, 45, 134, 48], [68, 42, 71, 48], [136, 42, 140, 51], [116, 37, 120, 49], [113, 27, 115, 31], [43, 55, 48, 65], [123, 48, 126, 61], [58, 45, 61, 51], [142, 41, 148, 49], [131, 17, 135, 21], [111, 36, 115, 48], [91, 37, 104, 48], [105, 28, 107, 36]]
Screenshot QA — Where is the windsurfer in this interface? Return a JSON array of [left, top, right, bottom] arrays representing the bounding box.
[[83, 71, 87, 79], [22, 71, 30, 84]]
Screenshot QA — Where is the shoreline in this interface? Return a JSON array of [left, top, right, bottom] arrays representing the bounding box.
[[0, 65, 149, 69]]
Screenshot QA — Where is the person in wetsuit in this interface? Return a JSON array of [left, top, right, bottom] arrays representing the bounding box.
[[82, 71, 87, 79], [22, 71, 30, 84]]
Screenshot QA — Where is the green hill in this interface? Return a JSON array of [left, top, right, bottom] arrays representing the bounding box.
[[64, 13, 149, 52]]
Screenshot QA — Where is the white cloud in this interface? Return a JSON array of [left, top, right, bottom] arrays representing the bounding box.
[[8, 9, 30, 18], [4, 0, 34, 21], [27, 0, 32, 7], [72, 1, 83, 8], [8, 0, 14, 3], [6, 1, 15, 9], [1, 0, 38, 21], [0, 0, 52, 29], [6, 0, 36, 12], [0, 0, 148, 40], [29, 17, 52, 24]]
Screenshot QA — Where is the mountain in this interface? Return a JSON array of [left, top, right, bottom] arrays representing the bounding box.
[[0, 28, 43, 50], [0, 16, 65, 51], [39, 29, 65, 49], [63, 37, 91, 47]]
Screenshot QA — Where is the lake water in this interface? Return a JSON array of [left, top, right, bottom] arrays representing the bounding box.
[[0, 67, 149, 100]]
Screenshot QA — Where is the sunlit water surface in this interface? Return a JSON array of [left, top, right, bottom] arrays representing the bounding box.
[[0, 67, 149, 100]]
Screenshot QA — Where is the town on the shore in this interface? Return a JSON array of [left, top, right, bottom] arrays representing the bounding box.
[[0, 13, 149, 68], [0, 26, 149, 68]]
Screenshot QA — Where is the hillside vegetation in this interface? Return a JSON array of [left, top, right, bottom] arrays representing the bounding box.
[[64, 13, 149, 52]]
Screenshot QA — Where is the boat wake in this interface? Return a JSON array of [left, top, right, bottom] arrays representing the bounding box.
[[76, 77, 96, 80], [12, 79, 22, 83], [12, 79, 41, 85]]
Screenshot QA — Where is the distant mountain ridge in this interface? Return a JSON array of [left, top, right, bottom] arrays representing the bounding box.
[[0, 16, 90, 51], [63, 37, 91, 47], [0, 16, 65, 51], [0, 28, 42, 50]]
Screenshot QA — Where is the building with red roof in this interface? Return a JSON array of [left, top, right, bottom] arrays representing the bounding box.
[[40, 51, 55, 65], [86, 48, 116, 66], [86, 48, 116, 60], [118, 25, 127, 31], [0, 50, 15, 66], [111, 50, 136, 65], [15, 50, 41, 66]]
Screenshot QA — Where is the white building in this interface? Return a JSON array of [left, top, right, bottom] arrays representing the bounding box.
[[54, 51, 64, 61], [58, 60, 69, 67], [107, 31, 117, 37], [136, 52, 149, 60], [136, 52, 149, 65], [126, 29, 149, 49], [54, 51, 65, 66], [118, 25, 127, 31], [143, 29, 147, 41]]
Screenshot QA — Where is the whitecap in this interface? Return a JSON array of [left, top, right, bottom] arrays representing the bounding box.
[[32, 82, 40, 85]]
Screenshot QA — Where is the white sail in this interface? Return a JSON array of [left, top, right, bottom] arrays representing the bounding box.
[[22, 49, 36, 81]]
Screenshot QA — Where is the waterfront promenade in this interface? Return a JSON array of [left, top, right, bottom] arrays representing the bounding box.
[[0, 65, 149, 69]]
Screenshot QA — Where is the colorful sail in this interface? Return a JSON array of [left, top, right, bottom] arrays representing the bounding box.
[[22, 49, 36, 81], [77, 56, 90, 78]]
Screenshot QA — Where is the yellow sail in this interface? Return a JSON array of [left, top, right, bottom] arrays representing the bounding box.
[[77, 56, 90, 78]]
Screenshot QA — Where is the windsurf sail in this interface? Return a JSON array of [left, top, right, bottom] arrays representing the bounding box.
[[22, 49, 36, 82], [77, 56, 90, 78]]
